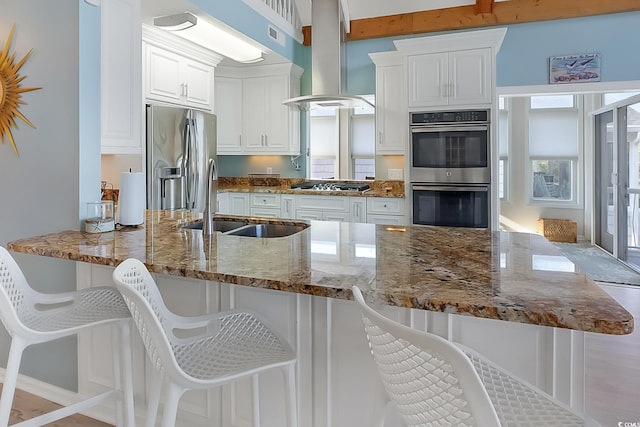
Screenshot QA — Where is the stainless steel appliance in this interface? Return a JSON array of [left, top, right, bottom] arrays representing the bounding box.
[[410, 109, 490, 183], [410, 109, 491, 229], [411, 184, 490, 229], [146, 104, 217, 211]]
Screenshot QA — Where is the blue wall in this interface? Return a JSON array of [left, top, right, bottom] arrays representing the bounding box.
[[210, 11, 640, 177]]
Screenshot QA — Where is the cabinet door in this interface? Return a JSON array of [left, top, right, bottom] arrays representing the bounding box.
[[263, 75, 289, 152], [183, 58, 213, 109], [407, 53, 448, 108], [101, 0, 141, 154], [296, 210, 324, 221], [229, 193, 249, 216], [350, 198, 367, 223], [376, 65, 407, 154], [242, 77, 266, 151], [449, 48, 491, 105], [215, 77, 243, 154], [146, 45, 182, 103], [214, 77, 242, 154], [281, 195, 296, 219]]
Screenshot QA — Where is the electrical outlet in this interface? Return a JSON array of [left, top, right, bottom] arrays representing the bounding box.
[[388, 169, 403, 180], [266, 167, 273, 174]]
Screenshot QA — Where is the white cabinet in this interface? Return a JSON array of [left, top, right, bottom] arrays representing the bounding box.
[[374, 62, 407, 154], [217, 63, 302, 156], [100, 0, 141, 155], [281, 195, 296, 219], [242, 76, 288, 153], [145, 44, 215, 111], [407, 48, 491, 108], [215, 77, 243, 154], [350, 198, 367, 223], [228, 193, 249, 215], [296, 195, 352, 221], [366, 197, 406, 225], [249, 193, 281, 217]]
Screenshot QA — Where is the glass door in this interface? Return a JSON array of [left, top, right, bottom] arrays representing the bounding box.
[[594, 94, 640, 267], [594, 110, 615, 254]]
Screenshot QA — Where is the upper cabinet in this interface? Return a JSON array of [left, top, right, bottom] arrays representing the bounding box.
[[370, 51, 407, 155], [394, 28, 507, 110], [145, 45, 215, 110], [407, 49, 491, 108], [100, 0, 142, 155], [216, 63, 303, 156], [142, 25, 223, 112]]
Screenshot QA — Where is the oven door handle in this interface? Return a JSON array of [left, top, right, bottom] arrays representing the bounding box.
[[412, 185, 489, 192], [411, 125, 488, 133]]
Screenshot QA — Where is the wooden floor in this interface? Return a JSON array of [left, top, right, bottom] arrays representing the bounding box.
[[1, 384, 112, 427], [2, 282, 639, 426]]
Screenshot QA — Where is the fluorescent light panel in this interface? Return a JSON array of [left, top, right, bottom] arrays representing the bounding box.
[[154, 12, 264, 64]]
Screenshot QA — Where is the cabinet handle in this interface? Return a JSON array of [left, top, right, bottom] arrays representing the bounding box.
[[185, 83, 189, 98], [264, 134, 268, 146], [239, 135, 242, 146], [378, 131, 383, 145], [449, 83, 454, 97]]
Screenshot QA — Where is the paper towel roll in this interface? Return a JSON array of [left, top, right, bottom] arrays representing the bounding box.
[[119, 172, 145, 226]]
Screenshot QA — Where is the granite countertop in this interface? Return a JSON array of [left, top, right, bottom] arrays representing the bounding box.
[[218, 177, 405, 198], [7, 210, 633, 335]]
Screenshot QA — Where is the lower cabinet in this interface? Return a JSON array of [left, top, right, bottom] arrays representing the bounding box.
[[249, 193, 281, 217], [219, 191, 406, 225], [77, 263, 587, 427], [366, 197, 406, 225]]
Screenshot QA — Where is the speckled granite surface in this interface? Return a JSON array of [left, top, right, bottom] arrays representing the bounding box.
[[7, 210, 633, 335], [218, 177, 405, 197]]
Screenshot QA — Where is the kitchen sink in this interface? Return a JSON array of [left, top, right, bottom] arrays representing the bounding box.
[[181, 220, 247, 232], [225, 223, 308, 238]]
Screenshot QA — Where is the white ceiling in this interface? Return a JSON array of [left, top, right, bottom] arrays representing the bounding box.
[[140, 0, 509, 65]]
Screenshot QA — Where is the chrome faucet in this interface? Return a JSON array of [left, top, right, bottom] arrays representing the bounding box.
[[202, 158, 218, 235]]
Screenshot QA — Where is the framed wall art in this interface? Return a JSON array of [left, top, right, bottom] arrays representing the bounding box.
[[549, 53, 601, 85]]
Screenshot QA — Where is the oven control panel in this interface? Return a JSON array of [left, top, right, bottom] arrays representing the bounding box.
[[411, 110, 489, 125]]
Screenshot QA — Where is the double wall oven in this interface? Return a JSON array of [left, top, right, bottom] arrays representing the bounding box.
[[410, 109, 491, 229]]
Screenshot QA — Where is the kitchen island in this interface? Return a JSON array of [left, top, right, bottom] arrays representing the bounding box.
[[7, 210, 633, 426]]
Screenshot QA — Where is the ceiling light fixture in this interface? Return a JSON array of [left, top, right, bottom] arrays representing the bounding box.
[[153, 12, 264, 64]]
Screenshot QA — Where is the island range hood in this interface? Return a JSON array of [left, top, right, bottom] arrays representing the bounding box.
[[283, 0, 374, 110]]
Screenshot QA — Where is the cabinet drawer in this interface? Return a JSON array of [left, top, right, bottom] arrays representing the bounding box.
[[250, 194, 281, 208], [366, 198, 404, 215], [297, 195, 350, 211]]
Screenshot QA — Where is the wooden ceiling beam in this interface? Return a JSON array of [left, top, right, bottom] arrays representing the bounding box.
[[476, 0, 494, 15], [340, 0, 640, 42]]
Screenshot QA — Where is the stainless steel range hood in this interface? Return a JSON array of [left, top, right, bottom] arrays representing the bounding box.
[[283, 0, 374, 110]]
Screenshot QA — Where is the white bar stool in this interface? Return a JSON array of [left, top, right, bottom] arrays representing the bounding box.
[[112, 258, 297, 427], [0, 246, 134, 427], [352, 286, 600, 427]]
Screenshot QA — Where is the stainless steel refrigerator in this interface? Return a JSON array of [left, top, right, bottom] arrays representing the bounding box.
[[146, 104, 217, 211]]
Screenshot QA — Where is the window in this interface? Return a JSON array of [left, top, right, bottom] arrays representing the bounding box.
[[351, 100, 375, 180], [528, 95, 579, 203], [309, 108, 337, 179], [498, 97, 508, 199], [308, 95, 375, 180]]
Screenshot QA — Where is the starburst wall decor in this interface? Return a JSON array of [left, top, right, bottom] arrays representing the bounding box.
[[0, 24, 40, 156]]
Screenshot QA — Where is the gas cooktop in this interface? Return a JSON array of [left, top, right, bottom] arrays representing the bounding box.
[[290, 182, 370, 192]]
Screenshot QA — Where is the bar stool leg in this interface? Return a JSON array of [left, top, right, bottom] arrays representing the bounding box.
[[160, 383, 183, 427], [118, 322, 135, 427], [284, 364, 297, 427], [252, 374, 261, 427], [0, 337, 27, 427], [146, 370, 162, 427]]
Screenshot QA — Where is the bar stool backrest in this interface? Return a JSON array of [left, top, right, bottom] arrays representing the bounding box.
[[352, 286, 501, 427]]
